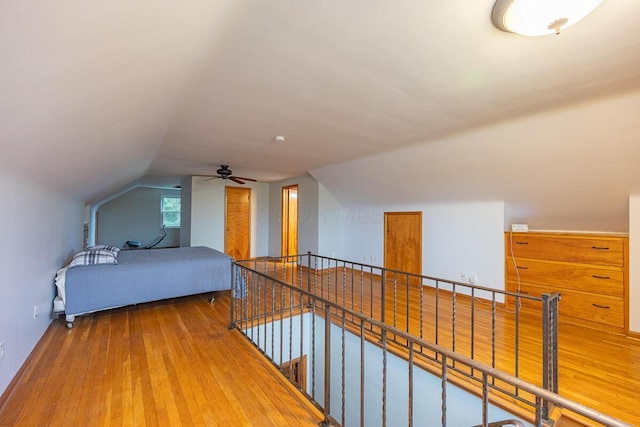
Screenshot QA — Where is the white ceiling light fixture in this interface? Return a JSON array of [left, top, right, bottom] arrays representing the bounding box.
[[492, 0, 605, 36]]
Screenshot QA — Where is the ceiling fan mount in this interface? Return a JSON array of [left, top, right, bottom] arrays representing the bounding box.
[[205, 165, 257, 185]]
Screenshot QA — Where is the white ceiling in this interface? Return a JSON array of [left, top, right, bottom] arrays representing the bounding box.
[[2, 1, 640, 230]]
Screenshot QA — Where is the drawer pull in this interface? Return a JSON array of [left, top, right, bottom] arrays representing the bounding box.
[[516, 266, 529, 270], [592, 275, 610, 280], [515, 242, 528, 245], [591, 246, 610, 251], [592, 303, 610, 309]]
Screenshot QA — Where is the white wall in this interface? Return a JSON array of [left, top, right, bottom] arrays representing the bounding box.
[[318, 319, 528, 426], [334, 201, 505, 290], [190, 177, 269, 256], [97, 187, 180, 248], [318, 183, 345, 259], [629, 195, 640, 334], [248, 313, 529, 426], [268, 173, 319, 257], [0, 170, 83, 396], [268, 175, 505, 292]]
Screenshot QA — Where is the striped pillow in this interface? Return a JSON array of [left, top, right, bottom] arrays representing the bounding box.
[[68, 249, 118, 268], [87, 244, 121, 255]]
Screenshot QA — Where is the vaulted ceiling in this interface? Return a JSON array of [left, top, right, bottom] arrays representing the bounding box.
[[2, 1, 640, 230]]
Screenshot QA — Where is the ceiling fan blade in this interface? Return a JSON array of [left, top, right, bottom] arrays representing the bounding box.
[[202, 175, 221, 181], [229, 177, 246, 184], [232, 176, 257, 182]]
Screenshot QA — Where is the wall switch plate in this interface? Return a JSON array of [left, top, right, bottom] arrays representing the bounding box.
[[33, 305, 38, 319], [511, 224, 529, 232]]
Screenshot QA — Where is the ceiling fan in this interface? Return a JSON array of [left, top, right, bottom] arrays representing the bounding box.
[[205, 165, 257, 185]]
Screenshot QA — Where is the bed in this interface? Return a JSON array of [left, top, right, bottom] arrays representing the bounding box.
[[55, 246, 232, 328]]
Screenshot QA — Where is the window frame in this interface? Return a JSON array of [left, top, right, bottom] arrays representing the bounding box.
[[161, 195, 181, 228]]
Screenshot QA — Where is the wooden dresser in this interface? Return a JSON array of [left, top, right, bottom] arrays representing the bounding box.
[[505, 231, 629, 332]]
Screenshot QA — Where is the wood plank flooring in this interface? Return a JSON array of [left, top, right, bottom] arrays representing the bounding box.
[[2, 268, 640, 426], [0, 293, 322, 427]]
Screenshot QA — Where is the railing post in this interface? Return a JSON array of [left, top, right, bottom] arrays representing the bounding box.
[[380, 267, 386, 324], [541, 292, 560, 420], [322, 302, 332, 426], [229, 261, 236, 330], [307, 251, 312, 307], [550, 293, 559, 393]]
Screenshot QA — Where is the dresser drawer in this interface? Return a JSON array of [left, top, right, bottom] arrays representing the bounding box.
[[505, 259, 624, 297], [507, 233, 624, 267], [516, 283, 624, 328]]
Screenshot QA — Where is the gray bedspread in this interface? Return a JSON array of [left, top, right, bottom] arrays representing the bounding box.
[[65, 246, 232, 316]]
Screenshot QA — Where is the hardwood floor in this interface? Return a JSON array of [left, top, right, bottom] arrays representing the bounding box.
[[0, 293, 322, 427], [2, 273, 640, 426]]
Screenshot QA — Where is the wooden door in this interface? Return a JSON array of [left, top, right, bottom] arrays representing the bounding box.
[[225, 186, 251, 260], [384, 212, 422, 278], [281, 185, 298, 258], [281, 355, 307, 390]]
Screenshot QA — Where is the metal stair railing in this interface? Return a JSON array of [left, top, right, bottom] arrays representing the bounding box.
[[236, 252, 561, 400], [230, 261, 630, 427]]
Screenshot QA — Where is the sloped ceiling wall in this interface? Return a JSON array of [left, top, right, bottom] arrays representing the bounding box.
[[310, 90, 640, 232], [0, 1, 234, 201]]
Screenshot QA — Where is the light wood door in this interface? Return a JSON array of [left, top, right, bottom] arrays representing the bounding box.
[[225, 186, 251, 260], [281, 185, 298, 258], [384, 212, 422, 279]]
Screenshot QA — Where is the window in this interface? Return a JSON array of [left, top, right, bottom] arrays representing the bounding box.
[[161, 196, 181, 228]]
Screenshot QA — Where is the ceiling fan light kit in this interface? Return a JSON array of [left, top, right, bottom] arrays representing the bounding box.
[[492, 0, 605, 36], [205, 165, 257, 185]]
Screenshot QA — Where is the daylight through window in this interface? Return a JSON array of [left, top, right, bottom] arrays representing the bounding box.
[[161, 196, 181, 228]]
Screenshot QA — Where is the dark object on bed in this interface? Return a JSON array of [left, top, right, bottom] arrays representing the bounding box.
[[63, 246, 232, 328]]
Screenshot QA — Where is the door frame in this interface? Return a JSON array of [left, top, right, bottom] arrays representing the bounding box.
[[281, 185, 298, 258]]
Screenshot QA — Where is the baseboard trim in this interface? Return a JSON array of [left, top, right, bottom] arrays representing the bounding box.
[[626, 330, 640, 341]]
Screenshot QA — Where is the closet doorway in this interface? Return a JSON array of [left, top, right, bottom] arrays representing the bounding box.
[[384, 212, 422, 282], [281, 185, 298, 258], [225, 186, 251, 260]]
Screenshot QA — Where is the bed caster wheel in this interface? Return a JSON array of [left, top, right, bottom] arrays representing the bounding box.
[[66, 322, 74, 329]]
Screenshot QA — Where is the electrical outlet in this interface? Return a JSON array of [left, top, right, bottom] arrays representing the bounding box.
[[469, 273, 478, 285], [33, 305, 38, 319], [0, 341, 4, 360]]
